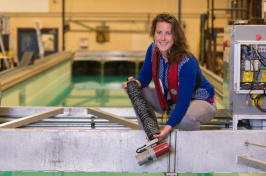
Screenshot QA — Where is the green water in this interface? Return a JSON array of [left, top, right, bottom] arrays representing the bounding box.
[[57, 75, 132, 108], [2, 75, 132, 107], [1, 61, 132, 108]]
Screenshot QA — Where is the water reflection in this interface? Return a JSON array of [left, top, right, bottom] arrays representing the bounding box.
[[1, 64, 132, 108], [2, 61, 72, 107], [60, 76, 131, 107]]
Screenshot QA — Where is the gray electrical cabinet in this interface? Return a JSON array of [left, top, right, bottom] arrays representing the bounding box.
[[223, 25, 266, 130]]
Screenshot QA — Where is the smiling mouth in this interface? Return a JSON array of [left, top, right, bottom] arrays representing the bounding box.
[[159, 42, 168, 45]]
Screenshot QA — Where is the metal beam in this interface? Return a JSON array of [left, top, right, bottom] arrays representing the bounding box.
[[87, 107, 139, 129], [0, 107, 90, 117], [237, 156, 266, 172], [0, 108, 63, 128], [245, 140, 266, 148], [69, 29, 147, 33], [68, 19, 148, 33], [71, 20, 97, 31]]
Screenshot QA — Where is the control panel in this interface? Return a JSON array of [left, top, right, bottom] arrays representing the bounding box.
[[234, 42, 266, 94]]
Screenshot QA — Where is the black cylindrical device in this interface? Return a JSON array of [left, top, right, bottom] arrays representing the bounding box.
[[127, 80, 160, 140]]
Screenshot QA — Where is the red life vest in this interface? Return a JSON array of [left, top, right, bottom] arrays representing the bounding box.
[[152, 46, 179, 111]]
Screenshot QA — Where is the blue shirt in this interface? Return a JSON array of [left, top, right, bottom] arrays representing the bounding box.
[[136, 43, 215, 128]]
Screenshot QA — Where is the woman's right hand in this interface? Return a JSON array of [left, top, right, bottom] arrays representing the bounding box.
[[121, 76, 141, 94]]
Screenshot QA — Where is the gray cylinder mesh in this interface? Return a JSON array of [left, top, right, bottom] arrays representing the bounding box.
[[127, 80, 160, 140]]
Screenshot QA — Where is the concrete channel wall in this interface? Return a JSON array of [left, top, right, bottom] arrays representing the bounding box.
[[0, 128, 266, 173], [0, 51, 73, 91]]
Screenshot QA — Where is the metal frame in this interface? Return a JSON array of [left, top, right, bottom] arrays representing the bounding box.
[[0, 107, 63, 128], [73, 50, 146, 78], [0, 15, 10, 69], [237, 156, 266, 172], [0, 34, 10, 69], [233, 114, 266, 130], [68, 19, 150, 33], [87, 107, 139, 129]]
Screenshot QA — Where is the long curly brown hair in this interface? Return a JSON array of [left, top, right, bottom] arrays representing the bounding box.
[[149, 13, 191, 63]]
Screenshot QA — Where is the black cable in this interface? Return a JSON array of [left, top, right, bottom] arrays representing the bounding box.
[[259, 53, 266, 60], [254, 90, 266, 112], [242, 46, 266, 113], [254, 47, 266, 66], [246, 89, 253, 103], [136, 144, 147, 153]]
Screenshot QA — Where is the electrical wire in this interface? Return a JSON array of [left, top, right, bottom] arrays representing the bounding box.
[[136, 144, 147, 153], [243, 45, 266, 112], [255, 47, 266, 66], [254, 89, 266, 112]]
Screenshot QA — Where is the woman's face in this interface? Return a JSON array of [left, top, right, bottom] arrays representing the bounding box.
[[154, 22, 174, 56]]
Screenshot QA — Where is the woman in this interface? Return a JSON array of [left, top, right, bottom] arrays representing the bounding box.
[[122, 13, 217, 141]]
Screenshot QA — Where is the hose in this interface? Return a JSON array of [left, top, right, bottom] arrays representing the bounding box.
[[127, 80, 160, 140]]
